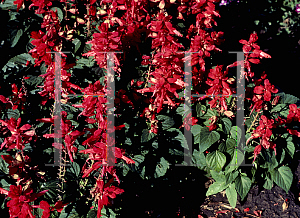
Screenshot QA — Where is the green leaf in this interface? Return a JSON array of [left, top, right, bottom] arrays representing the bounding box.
[[218, 141, 226, 153], [199, 127, 220, 152], [226, 138, 236, 156], [201, 108, 216, 120], [196, 103, 206, 117], [68, 161, 81, 177], [226, 149, 244, 173], [133, 155, 145, 167], [167, 128, 189, 150], [270, 166, 293, 193], [235, 174, 251, 201], [6, 108, 20, 120], [2, 53, 34, 72], [11, 29, 23, 47], [87, 209, 97, 218], [154, 157, 170, 178], [141, 129, 155, 143], [192, 150, 206, 170], [72, 38, 81, 53], [225, 170, 239, 185], [271, 104, 288, 113], [279, 149, 285, 165], [122, 162, 130, 176], [230, 126, 242, 144], [226, 183, 237, 208], [206, 180, 228, 196], [176, 104, 190, 117], [276, 93, 299, 104], [210, 170, 226, 183], [268, 153, 278, 171], [0, 0, 17, 10], [286, 141, 295, 158], [222, 118, 232, 135], [157, 115, 175, 130], [263, 175, 273, 190], [206, 151, 226, 172], [191, 125, 202, 144], [59, 204, 80, 218]]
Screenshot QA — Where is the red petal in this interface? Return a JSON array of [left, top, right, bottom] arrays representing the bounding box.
[[20, 124, 31, 131], [249, 58, 260, 64], [0, 95, 8, 103]]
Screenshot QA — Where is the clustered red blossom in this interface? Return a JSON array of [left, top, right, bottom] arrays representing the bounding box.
[[251, 115, 276, 161]]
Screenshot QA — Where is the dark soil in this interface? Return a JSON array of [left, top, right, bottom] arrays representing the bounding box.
[[113, 151, 300, 218]]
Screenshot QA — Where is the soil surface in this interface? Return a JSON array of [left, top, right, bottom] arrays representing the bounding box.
[[113, 151, 300, 218]]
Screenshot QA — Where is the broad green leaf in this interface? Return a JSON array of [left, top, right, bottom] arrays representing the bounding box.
[[0, 179, 10, 191], [199, 127, 220, 152], [72, 38, 81, 53], [0, 156, 9, 174], [271, 104, 288, 113], [157, 115, 175, 130], [206, 150, 226, 172], [268, 153, 278, 171], [226, 183, 237, 208], [141, 129, 155, 143], [210, 170, 226, 183], [270, 166, 293, 193], [87, 209, 97, 218], [192, 149, 206, 170], [279, 149, 285, 165], [0, 0, 17, 10], [263, 174, 273, 190], [167, 128, 189, 150], [218, 141, 226, 153], [176, 104, 190, 117], [7, 108, 20, 120], [286, 141, 295, 158], [230, 126, 242, 144], [68, 161, 81, 177], [225, 170, 239, 185], [154, 157, 170, 178], [276, 93, 299, 104], [226, 149, 244, 173], [201, 108, 216, 120], [222, 118, 232, 135], [196, 103, 206, 117], [2, 53, 34, 72], [206, 180, 228, 196], [11, 29, 23, 47], [191, 125, 202, 144], [235, 174, 251, 201], [226, 138, 236, 156], [133, 154, 145, 167], [122, 162, 130, 176]]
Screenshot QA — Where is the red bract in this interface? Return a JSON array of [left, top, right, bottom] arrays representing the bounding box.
[[253, 79, 278, 102], [1, 153, 45, 186], [206, 65, 233, 97], [183, 112, 198, 131], [286, 104, 300, 123], [0, 185, 48, 218], [206, 115, 217, 131], [0, 117, 35, 150], [37, 111, 83, 162], [83, 22, 122, 74], [91, 178, 124, 218], [249, 115, 276, 161]]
